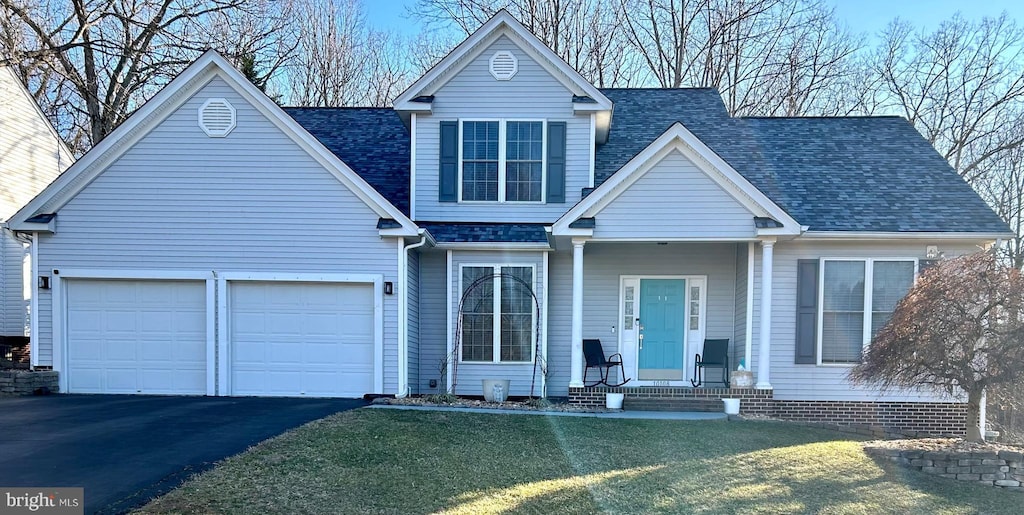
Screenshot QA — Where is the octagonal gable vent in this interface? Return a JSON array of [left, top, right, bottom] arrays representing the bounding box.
[[199, 98, 236, 137], [489, 51, 518, 80]]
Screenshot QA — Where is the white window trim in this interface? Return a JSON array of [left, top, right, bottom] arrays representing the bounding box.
[[457, 119, 547, 204], [457, 263, 537, 364], [816, 257, 918, 366]]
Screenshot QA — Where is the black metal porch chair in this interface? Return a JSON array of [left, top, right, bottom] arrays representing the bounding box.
[[583, 339, 631, 387], [690, 338, 730, 387]]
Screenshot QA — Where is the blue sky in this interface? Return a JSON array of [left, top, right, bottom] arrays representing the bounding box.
[[364, 0, 1024, 39]]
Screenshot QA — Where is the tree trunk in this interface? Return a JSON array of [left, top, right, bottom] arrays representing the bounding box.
[[966, 386, 985, 442]]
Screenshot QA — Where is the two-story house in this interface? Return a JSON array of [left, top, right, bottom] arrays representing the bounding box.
[[8, 11, 1011, 434]]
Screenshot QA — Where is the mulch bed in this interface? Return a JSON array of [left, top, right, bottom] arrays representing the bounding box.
[[373, 396, 614, 413]]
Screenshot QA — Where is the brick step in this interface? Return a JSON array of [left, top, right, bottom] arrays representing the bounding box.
[[624, 398, 725, 412]]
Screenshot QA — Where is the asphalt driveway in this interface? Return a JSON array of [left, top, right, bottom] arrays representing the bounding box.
[[0, 394, 365, 514]]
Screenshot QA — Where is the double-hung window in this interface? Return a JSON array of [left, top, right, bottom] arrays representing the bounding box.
[[460, 120, 544, 202], [460, 265, 535, 363], [818, 258, 916, 364]]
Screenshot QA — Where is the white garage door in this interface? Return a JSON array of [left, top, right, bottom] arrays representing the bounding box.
[[65, 279, 207, 394], [229, 281, 375, 397]]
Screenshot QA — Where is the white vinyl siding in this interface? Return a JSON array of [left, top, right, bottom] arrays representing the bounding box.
[[756, 240, 986, 402], [592, 150, 755, 239], [733, 244, 749, 368], [407, 250, 420, 394], [1, 234, 28, 337], [449, 250, 545, 397], [1, 68, 70, 343], [546, 251, 573, 396], [417, 251, 448, 393], [414, 35, 589, 221], [33, 77, 401, 393], [0, 68, 71, 221]]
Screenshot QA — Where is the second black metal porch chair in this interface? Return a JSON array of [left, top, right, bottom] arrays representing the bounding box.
[[583, 339, 631, 387], [690, 338, 730, 387]]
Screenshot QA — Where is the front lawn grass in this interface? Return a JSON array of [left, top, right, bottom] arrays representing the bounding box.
[[139, 409, 1021, 514]]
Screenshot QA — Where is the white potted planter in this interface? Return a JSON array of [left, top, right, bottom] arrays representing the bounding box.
[[722, 398, 741, 415], [482, 379, 510, 402], [606, 392, 625, 409]]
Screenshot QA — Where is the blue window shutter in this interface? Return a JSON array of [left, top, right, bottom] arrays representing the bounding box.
[[439, 121, 458, 202], [546, 122, 566, 203], [795, 259, 819, 364]]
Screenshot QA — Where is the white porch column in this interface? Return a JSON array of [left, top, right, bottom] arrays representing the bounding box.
[[569, 238, 586, 387], [756, 238, 775, 389]]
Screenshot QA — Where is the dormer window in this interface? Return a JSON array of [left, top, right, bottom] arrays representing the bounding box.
[[460, 120, 544, 203]]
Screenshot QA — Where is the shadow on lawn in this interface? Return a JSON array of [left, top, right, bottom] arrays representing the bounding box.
[[139, 410, 1022, 514], [530, 416, 1017, 514]]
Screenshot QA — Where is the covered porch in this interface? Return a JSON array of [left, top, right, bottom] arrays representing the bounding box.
[[547, 122, 804, 403], [562, 239, 778, 396]]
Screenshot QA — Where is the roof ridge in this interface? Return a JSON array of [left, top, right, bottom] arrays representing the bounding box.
[[741, 115, 905, 120], [599, 87, 718, 91], [282, 106, 395, 111]]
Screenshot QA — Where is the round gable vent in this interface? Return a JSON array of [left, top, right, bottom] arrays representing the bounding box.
[[489, 51, 518, 80], [198, 98, 236, 137]]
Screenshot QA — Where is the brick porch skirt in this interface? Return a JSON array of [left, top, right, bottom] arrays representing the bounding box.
[[569, 386, 969, 436]]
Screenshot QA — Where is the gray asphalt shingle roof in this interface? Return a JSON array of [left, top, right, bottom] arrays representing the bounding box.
[[284, 91, 1009, 235], [597, 88, 1010, 233], [418, 222, 549, 243], [284, 107, 410, 215]]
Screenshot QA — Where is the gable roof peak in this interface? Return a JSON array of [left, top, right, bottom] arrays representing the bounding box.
[[8, 49, 417, 234], [392, 9, 612, 116]]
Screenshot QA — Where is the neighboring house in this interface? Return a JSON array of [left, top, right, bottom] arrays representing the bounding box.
[[7, 12, 1011, 433], [0, 66, 73, 361]]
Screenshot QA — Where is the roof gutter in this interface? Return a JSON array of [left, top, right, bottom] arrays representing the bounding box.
[[799, 231, 1013, 241]]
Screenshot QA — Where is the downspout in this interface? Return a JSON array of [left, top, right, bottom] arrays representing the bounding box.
[[398, 230, 428, 398]]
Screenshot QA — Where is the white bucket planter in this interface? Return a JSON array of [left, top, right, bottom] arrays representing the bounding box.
[[606, 392, 625, 409], [482, 379, 510, 402], [723, 398, 741, 415]]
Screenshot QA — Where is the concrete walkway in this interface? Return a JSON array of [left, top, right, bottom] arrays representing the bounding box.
[[368, 404, 727, 420]]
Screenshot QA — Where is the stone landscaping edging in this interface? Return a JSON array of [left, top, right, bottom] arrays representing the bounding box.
[[0, 369, 59, 395], [864, 445, 1024, 492]]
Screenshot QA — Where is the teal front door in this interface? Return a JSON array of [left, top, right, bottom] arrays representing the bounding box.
[[638, 279, 686, 380]]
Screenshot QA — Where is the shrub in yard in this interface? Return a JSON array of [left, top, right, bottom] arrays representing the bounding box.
[[850, 252, 1024, 442]]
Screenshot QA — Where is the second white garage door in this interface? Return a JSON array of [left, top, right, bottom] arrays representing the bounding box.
[[228, 281, 375, 397]]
